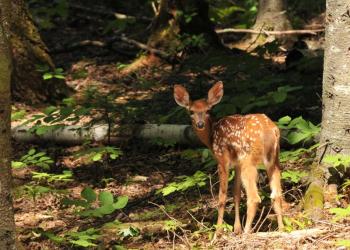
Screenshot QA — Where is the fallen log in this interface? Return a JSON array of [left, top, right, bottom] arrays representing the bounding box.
[[12, 124, 202, 146]]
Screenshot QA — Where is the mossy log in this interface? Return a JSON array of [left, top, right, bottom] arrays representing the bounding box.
[[302, 163, 326, 220]]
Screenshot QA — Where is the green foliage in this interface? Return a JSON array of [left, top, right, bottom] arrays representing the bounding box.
[[341, 179, 350, 191], [213, 85, 302, 117], [330, 205, 350, 222], [36, 65, 65, 80], [23, 185, 52, 204], [12, 148, 54, 170], [283, 216, 311, 232], [41, 228, 100, 247], [279, 144, 318, 163], [163, 220, 182, 232], [174, 33, 208, 54], [214, 222, 233, 232], [209, 0, 257, 27], [28, 0, 69, 29], [149, 137, 177, 148], [277, 116, 320, 145], [335, 239, 350, 248], [62, 187, 128, 218], [20, 88, 120, 143], [65, 228, 100, 247], [180, 148, 217, 169], [323, 154, 350, 168], [119, 226, 140, 238], [32, 170, 73, 183], [75, 146, 122, 162], [157, 171, 208, 196], [281, 170, 308, 184], [11, 109, 26, 121]]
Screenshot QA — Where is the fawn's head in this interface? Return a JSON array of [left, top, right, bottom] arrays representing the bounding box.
[[174, 81, 224, 130]]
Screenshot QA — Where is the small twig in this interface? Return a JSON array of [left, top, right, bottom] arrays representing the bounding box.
[[216, 28, 324, 36], [256, 205, 273, 233], [118, 34, 171, 60], [187, 210, 209, 230], [252, 206, 266, 232], [149, 202, 191, 249], [317, 141, 331, 165], [246, 24, 266, 51], [151, 1, 159, 15], [208, 174, 215, 200]]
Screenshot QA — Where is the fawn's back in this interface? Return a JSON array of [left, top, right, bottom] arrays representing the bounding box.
[[212, 114, 280, 167]]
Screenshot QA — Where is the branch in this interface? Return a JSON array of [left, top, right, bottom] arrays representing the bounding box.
[[215, 28, 324, 36], [117, 35, 170, 60], [51, 35, 169, 60], [69, 3, 152, 22]]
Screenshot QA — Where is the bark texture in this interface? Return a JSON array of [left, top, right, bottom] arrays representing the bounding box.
[[319, 0, 350, 156], [148, 0, 220, 53], [247, 0, 293, 46], [8, 0, 70, 103], [0, 2, 16, 248], [304, 0, 350, 218]]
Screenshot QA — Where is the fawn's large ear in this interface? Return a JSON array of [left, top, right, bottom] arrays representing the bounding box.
[[174, 84, 191, 109], [207, 81, 223, 108]]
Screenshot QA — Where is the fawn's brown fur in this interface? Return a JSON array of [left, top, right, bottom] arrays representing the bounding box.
[[174, 81, 284, 234]]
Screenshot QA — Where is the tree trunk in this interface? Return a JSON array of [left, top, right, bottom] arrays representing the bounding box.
[[120, 0, 221, 74], [304, 0, 350, 218], [148, 0, 221, 54], [0, 2, 16, 248], [8, 0, 71, 104], [244, 0, 293, 48]]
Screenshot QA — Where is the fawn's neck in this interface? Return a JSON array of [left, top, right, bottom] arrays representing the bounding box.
[[193, 116, 213, 150]]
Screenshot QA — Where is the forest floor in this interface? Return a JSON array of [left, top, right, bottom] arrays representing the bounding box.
[[12, 2, 350, 250]]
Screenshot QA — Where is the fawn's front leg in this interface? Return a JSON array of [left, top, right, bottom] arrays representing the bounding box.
[[233, 165, 242, 234], [216, 162, 229, 233]]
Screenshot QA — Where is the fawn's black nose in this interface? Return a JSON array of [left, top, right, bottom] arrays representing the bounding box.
[[196, 121, 205, 129]]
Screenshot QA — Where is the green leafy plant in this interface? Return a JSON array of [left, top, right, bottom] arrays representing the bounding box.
[[323, 154, 350, 168], [11, 109, 26, 121], [75, 146, 122, 162], [23, 185, 52, 206], [32, 170, 73, 183], [20, 88, 120, 142], [36, 64, 65, 80], [281, 170, 308, 183], [41, 228, 101, 247], [62, 187, 128, 218], [157, 170, 208, 196], [330, 205, 350, 222], [163, 220, 182, 232], [279, 144, 318, 163], [283, 216, 311, 232], [12, 148, 54, 170], [119, 226, 140, 239], [214, 222, 233, 232], [277, 116, 320, 145]]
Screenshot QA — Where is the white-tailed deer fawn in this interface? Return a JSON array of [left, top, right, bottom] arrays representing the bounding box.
[[174, 81, 284, 234]]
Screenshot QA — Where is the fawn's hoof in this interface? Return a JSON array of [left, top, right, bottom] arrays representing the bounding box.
[[234, 225, 242, 235]]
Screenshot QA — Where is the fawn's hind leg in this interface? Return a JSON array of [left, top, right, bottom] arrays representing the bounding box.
[[240, 158, 261, 233]]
